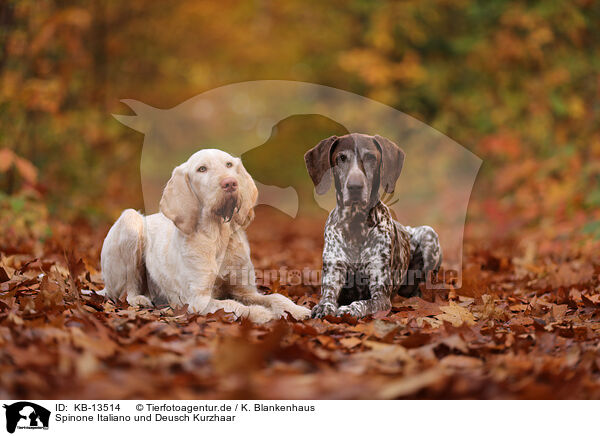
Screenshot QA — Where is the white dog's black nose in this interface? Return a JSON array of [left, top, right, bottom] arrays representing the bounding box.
[[220, 177, 238, 192]]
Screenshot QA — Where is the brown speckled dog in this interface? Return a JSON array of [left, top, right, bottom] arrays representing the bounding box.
[[305, 133, 442, 319]]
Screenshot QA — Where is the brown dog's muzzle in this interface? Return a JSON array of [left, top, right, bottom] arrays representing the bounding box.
[[346, 172, 365, 201], [343, 166, 369, 206]]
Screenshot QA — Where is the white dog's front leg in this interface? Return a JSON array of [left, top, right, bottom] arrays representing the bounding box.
[[222, 253, 310, 321], [187, 294, 212, 313], [194, 297, 276, 324], [185, 271, 276, 324], [183, 260, 219, 313], [232, 287, 310, 321]]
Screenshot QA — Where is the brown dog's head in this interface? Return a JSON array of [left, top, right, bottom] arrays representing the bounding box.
[[304, 133, 405, 207]]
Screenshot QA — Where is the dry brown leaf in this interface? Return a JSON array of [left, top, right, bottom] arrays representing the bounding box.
[[339, 336, 362, 349], [436, 302, 476, 327], [440, 355, 483, 369]]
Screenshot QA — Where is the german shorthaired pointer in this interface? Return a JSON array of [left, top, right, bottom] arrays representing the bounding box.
[[305, 133, 442, 319]]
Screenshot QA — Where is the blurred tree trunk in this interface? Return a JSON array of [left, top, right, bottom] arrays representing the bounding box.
[[0, 0, 14, 73], [92, 0, 107, 106]]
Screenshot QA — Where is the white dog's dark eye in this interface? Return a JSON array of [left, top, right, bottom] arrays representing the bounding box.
[[226, 162, 233, 168], [198, 166, 207, 172], [338, 154, 347, 162]]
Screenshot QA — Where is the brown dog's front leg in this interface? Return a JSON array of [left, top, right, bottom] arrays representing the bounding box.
[[336, 240, 395, 318], [336, 292, 392, 318], [312, 260, 347, 318]]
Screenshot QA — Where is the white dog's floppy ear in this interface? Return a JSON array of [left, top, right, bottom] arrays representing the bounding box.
[[159, 163, 200, 234], [234, 159, 258, 228]]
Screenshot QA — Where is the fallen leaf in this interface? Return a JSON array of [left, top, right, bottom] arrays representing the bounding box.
[[436, 302, 476, 327]]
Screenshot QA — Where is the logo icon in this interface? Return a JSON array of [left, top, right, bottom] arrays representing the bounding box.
[[3, 402, 50, 434]]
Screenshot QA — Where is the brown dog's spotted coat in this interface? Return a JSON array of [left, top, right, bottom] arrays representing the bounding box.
[[305, 133, 442, 319]]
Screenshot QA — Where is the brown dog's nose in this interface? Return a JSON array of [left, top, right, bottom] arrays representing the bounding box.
[[347, 173, 364, 194], [347, 181, 363, 192], [220, 177, 238, 192]]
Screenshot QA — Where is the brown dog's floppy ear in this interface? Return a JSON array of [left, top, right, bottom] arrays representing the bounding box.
[[304, 135, 339, 195], [159, 163, 200, 234], [373, 135, 405, 193]]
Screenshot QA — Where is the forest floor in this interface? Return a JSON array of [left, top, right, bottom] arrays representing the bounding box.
[[1, 208, 599, 399]]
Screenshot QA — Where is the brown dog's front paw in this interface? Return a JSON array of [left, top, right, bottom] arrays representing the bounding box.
[[336, 304, 361, 318], [311, 302, 337, 318]]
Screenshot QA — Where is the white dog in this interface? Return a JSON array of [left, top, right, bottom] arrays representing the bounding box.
[[100, 149, 310, 323]]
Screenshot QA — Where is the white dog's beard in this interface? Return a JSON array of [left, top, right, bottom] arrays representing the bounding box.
[[214, 195, 239, 223]]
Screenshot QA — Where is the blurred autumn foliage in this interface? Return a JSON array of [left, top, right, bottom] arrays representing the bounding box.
[[2, 0, 600, 399], [1, 0, 600, 237]]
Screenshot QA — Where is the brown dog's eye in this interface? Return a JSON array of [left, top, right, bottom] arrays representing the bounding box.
[[226, 162, 233, 168], [197, 166, 207, 172], [338, 154, 347, 163], [364, 153, 376, 162]]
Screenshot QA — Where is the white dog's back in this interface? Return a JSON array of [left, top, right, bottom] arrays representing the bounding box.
[[100, 209, 147, 304]]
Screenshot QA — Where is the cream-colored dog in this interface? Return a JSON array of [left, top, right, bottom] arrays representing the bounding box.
[[100, 149, 310, 323]]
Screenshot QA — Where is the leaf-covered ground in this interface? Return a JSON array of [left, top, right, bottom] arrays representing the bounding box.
[[1, 209, 599, 400]]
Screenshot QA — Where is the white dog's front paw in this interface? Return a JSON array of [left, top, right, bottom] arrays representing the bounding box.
[[127, 294, 153, 308], [286, 305, 311, 321], [189, 296, 211, 314], [247, 305, 277, 324]]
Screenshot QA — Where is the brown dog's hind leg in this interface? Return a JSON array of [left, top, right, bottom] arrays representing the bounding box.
[[399, 225, 442, 298]]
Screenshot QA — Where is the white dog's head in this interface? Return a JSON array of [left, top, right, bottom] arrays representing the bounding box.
[[159, 149, 258, 234]]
